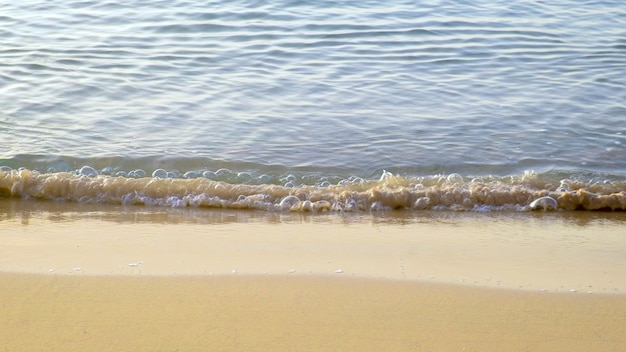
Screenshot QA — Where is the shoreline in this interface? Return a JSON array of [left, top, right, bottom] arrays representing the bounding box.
[[2, 199, 626, 293]]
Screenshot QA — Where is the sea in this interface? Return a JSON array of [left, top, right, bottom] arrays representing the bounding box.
[[2, 0, 626, 213]]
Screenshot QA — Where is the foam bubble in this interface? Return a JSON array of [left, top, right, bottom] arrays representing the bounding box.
[[101, 167, 115, 175], [152, 169, 168, 178], [128, 169, 146, 178], [529, 196, 558, 211], [183, 171, 200, 179], [215, 168, 231, 176], [413, 196, 431, 209], [279, 195, 300, 210], [317, 180, 332, 187], [202, 171, 216, 178], [300, 200, 313, 212], [78, 166, 98, 177], [446, 173, 463, 183]]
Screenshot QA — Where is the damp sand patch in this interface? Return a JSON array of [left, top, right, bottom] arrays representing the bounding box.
[[1, 199, 626, 293]]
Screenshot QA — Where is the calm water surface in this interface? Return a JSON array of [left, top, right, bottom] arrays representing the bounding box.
[[1, 0, 625, 212]]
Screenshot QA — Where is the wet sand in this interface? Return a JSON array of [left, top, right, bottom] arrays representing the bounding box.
[[1, 199, 626, 351]]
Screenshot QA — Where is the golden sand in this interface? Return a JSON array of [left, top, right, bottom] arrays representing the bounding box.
[[1, 273, 625, 352], [1, 199, 626, 351]]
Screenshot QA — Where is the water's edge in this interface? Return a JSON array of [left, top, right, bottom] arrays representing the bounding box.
[[2, 165, 625, 212]]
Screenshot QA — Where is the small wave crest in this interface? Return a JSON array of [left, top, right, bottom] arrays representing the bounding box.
[[1, 168, 625, 212]]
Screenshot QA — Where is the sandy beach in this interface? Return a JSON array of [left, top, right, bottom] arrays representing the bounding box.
[[1, 199, 626, 351], [4, 0, 626, 349], [2, 273, 626, 352]]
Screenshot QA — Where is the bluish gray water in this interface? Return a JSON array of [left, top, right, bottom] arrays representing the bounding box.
[[1, 0, 626, 212]]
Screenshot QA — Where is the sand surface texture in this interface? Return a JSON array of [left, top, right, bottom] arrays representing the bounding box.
[[1, 200, 626, 351], [2, 274, 626, 352]]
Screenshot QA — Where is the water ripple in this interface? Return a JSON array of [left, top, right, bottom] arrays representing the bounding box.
[[1, 0, 625, 173]]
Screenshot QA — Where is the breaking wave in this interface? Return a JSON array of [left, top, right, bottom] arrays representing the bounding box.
[[2, 167, 625, 212]]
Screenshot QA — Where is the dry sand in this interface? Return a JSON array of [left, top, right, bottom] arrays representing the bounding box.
[[2, 273, 626, 352], [1, 199, 626, 351]]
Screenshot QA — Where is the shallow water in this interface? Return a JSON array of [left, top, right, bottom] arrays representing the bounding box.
[[2, 0, 625, 212]]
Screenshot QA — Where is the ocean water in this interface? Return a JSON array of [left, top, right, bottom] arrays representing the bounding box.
[[1, 0, 626, 212]]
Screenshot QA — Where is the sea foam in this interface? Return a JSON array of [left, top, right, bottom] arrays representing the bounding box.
[[1, 168, 625, 212]]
